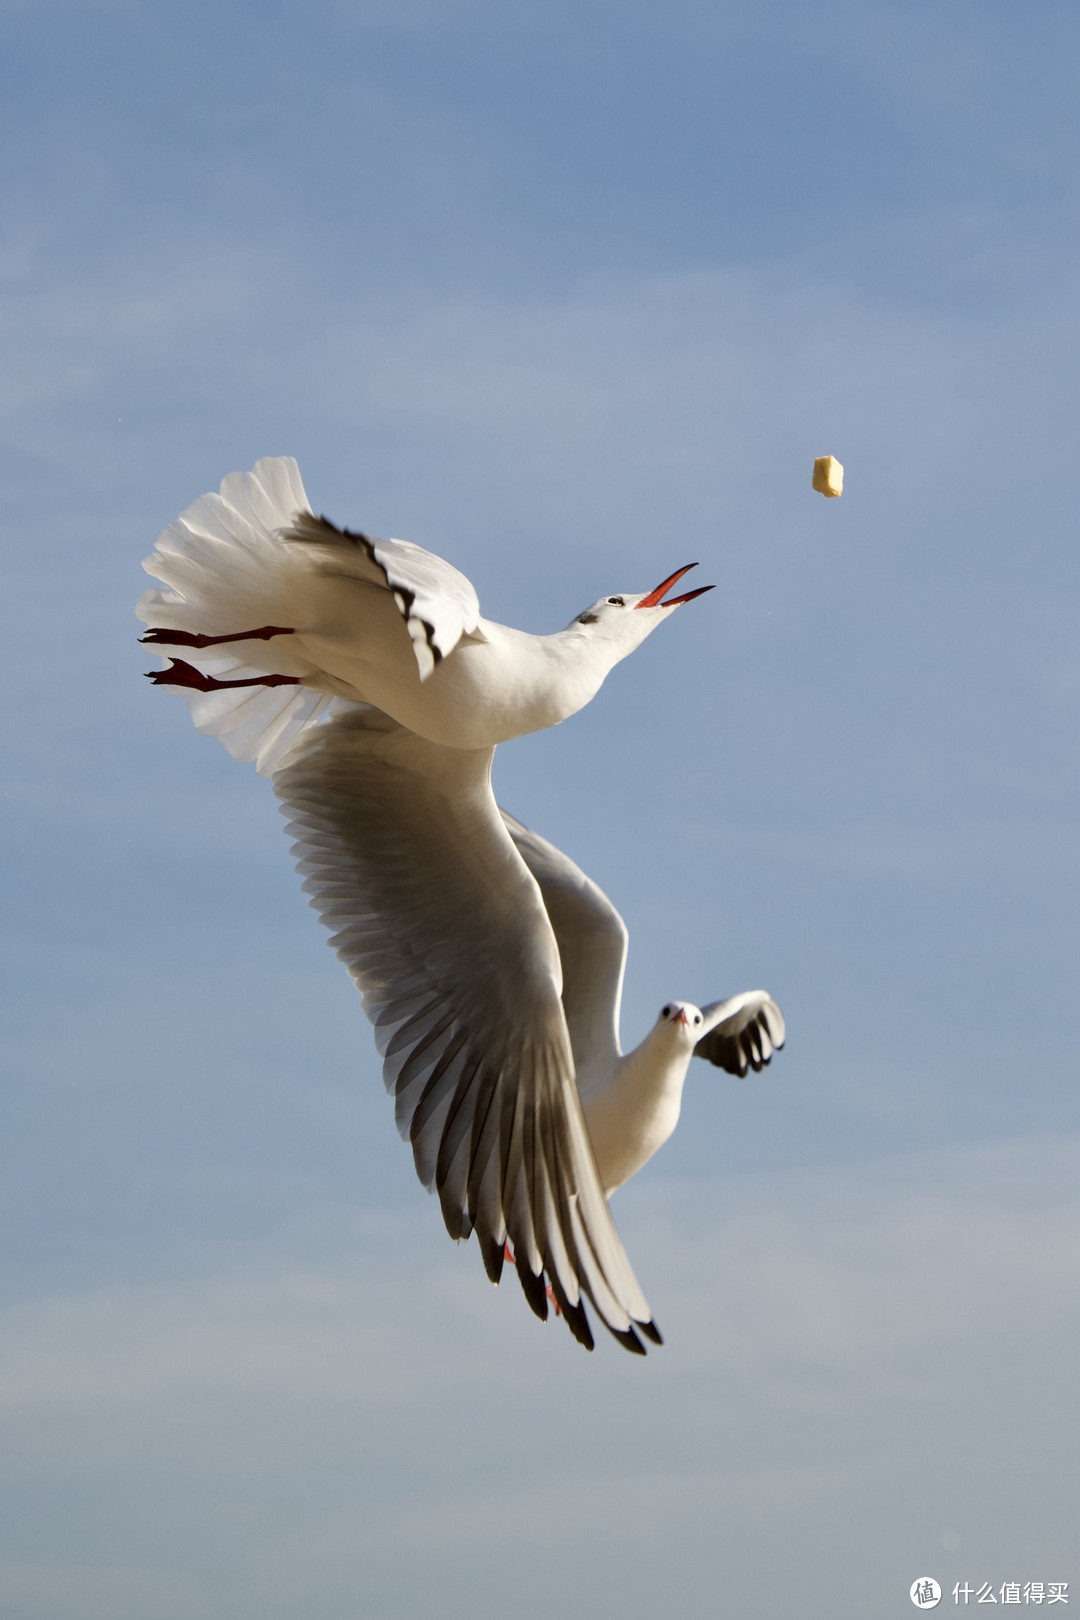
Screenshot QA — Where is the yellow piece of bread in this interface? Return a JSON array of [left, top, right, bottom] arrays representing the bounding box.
[[812, 455, 844, 498]]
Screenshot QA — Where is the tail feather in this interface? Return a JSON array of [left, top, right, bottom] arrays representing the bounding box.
[[186, 680, 352, 776], [219, 459, 310, 536], [140, 457, 354, 776], [139, 455, 480, 774]]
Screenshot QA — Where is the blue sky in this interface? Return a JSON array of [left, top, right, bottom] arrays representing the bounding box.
[[2, 2, 1078, 1616]]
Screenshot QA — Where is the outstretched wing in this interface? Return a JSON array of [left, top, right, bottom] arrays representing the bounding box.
[[273, 707, 660, 1354], [501, 813, 628, 1100], [694, 992, 786, 1077]]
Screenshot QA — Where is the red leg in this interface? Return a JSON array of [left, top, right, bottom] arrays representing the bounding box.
[[145, 658, 301, 693], [140, 625, 296, 648]]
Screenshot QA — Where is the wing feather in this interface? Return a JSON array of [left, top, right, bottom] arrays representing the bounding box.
[[273, 705, 658, 1351], [282, 511, 482, 679], [500, 813, 629, 1098], [694, 991, 786, 1077]]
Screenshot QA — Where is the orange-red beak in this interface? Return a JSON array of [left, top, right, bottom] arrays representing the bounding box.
[[635, 563, 715, 609]]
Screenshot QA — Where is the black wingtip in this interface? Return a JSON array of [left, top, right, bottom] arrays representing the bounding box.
[[548, 1279, 595, 1352], [606, 1322, 648, 1356], [479, 1231, 505, 1285], [515, 1255, 550, 1322], [638, 1318, 664, 1346]]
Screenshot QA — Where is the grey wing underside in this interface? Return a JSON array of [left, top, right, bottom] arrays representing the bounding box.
[[500, 813, 629, 1100], [503, 820, 787, 1087], [272, 707, 659, 1354], [694, 992, 786, 1077]]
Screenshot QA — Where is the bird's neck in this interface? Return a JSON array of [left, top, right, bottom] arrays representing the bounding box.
[[482, 622, 621, 735], [581, 1026, 693, 1196]]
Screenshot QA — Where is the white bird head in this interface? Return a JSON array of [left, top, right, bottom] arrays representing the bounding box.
[[655, 999, 705, 1043], [570, 564, 714, 657]]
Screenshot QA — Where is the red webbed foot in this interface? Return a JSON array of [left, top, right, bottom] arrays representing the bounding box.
[[145, 658, 301, 693]]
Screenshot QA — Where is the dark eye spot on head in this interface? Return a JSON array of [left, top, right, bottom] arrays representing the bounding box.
[[606, 596, 625, 607], [661, 1004, 672, 1018], [694, 1014, 702, 1024], [578, 612, 599, 625]]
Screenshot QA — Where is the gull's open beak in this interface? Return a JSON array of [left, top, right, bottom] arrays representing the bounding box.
[[635, 563, 715, 609]]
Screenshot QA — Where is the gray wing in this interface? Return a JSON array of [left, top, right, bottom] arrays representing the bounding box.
[[273, 707, 659, 1354], [501, 813, 629, 1099], [694, 992, 786, 1077]]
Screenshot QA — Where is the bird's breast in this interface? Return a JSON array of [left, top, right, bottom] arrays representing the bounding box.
[[582, 1058, 687, 1197]]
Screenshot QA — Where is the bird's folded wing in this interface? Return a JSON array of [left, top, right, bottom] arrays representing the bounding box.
[[281, 511, 482, 680], [273, 706, 659, 1353], [501, 813, 629, 1098], [694, 992, 786, 1077]]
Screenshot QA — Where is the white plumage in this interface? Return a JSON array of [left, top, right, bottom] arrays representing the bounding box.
[[140, 458, 783, 1354], [274, 706, 784, 1354], [139, 456, 711, 774]]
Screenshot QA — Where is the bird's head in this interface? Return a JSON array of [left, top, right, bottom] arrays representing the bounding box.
[[569, 564, 714, 662], [655, 1000, 705, 1045]]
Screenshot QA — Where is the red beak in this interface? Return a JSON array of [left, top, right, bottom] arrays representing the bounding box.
[[675, 1008, 689, 1025], [635, 563, 715, 609]]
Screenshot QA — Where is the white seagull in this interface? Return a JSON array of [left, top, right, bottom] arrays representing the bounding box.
[[138, 456, 713, 775], [273, 705, 785, 1354], [139, 457, 782, 1352]]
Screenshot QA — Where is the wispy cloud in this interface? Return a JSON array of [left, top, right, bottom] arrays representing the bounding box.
[[1, 1136, 1076, 1617]]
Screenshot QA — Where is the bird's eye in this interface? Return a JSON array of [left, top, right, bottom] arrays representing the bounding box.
[[694, 1014, 702, 1024], [661, 1004, 672, 1018], [606, 596, 625, 607]]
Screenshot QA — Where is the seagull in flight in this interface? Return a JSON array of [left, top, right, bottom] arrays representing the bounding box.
[[139, 457, 712, 775], [139, 458, 782, 1352], [274, 705, 785, 1354]]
